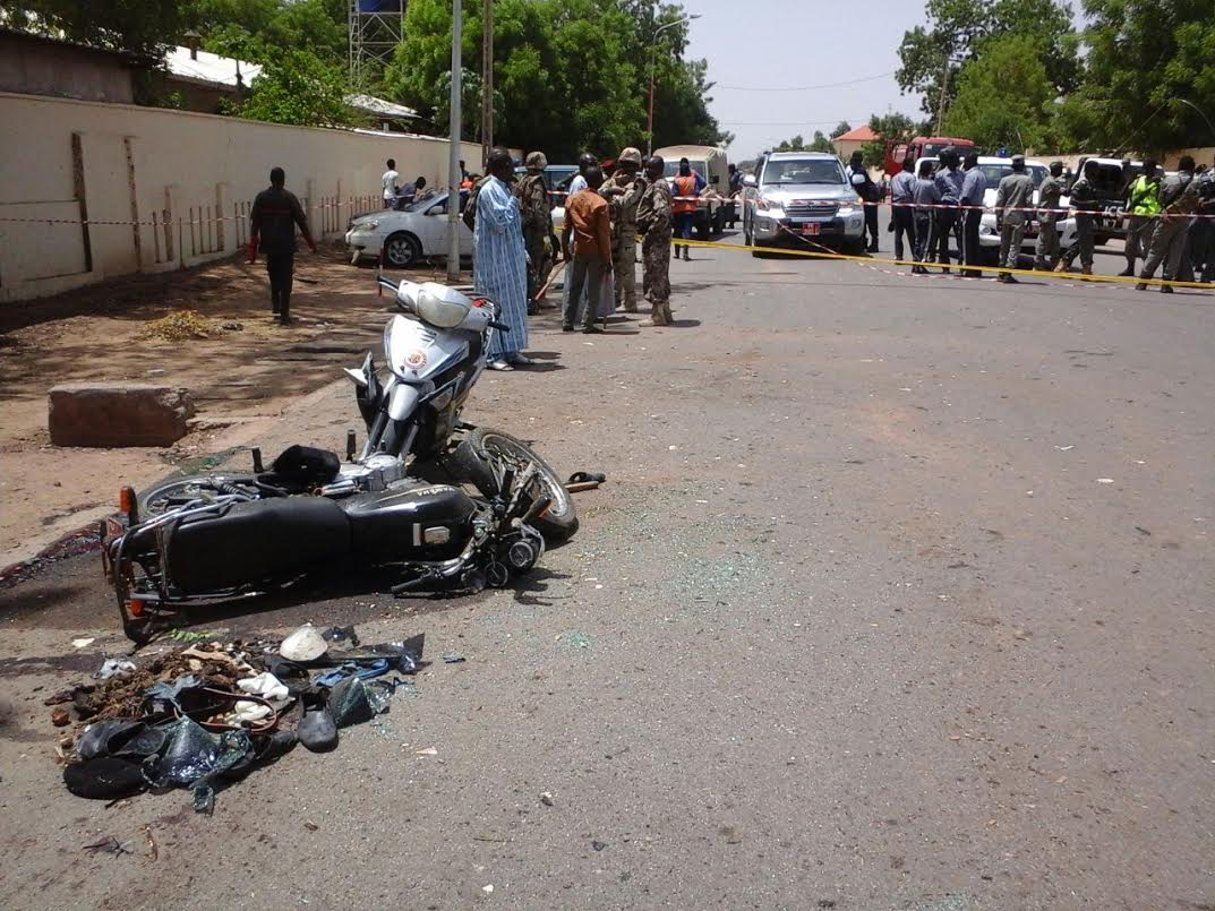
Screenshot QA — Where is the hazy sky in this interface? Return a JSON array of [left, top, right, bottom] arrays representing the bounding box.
[[681, 0, 928, 159]]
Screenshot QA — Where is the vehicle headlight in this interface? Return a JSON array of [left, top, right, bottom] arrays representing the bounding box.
[[360, 220, 379, 231], [837, 206, 855, 216], [756, 197, 784, 212]]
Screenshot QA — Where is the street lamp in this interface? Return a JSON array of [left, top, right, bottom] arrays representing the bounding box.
[[647, 14, 700, 156]]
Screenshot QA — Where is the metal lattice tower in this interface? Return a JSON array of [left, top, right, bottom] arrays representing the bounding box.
[[349, 0, 405, 87]]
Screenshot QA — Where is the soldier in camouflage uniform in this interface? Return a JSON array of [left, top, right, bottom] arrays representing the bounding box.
[[516, 151, 551, 308], [636, 155, 673, 327], [600, 147, 646, 313]]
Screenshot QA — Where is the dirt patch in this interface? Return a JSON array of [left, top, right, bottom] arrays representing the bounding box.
[[0, 246, 449, 569]]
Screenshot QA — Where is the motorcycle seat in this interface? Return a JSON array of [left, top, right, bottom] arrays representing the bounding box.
[[165, 497, 351, 592]]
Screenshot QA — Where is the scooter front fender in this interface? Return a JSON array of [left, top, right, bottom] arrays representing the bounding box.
[[387, 382, 422, 421]]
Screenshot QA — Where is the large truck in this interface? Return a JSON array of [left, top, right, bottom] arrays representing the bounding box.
[[884, 136, 977, 175]]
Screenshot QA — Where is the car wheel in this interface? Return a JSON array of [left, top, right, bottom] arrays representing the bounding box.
[[383, 232, 422, 269]]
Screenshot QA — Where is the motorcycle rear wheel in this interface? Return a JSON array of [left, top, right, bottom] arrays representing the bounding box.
[[445, 428, 579, 542], [138, 475, 261, 517]]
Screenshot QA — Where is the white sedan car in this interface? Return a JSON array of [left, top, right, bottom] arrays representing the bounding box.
[[346, 192, 473, 269]]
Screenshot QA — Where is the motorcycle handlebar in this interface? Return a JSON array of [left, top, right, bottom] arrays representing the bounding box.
[[488, 320, 511, 332]]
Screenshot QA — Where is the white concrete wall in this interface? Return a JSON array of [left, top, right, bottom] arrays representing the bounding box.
[[0, 92, 487, 303]]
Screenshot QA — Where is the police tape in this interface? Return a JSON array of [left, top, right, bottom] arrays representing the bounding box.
[[549, 193, 1215, 221], [672, 228, 1215, 292], [546, 188, 1215, 220], [0, 199, 384, 228]]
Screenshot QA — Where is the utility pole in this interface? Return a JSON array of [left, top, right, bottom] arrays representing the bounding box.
[[935, 60, 951, 135], [447, 0, 463, 282], [481, 0, 493, 161]]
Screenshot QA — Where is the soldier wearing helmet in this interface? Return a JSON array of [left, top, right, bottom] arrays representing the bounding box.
[[600, 146, 646, 312], [516, 150, 552, 307]]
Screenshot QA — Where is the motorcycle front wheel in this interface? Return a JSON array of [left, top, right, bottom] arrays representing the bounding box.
[[445, 428, 579, 542]]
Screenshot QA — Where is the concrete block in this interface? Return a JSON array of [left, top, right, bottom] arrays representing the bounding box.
[[48, 384, 195, 447]]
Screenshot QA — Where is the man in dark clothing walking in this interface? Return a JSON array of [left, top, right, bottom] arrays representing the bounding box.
[[249, 167, 316, 324]]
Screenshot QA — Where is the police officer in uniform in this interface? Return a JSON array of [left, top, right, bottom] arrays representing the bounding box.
[[933, 147, 964, 272], [1034, 161, 1066, 271], [959, 151, 987, 277], [516, 150, 552, 308], [994, 154, 1035, 283], [636, 155, 674, 326], [1137, 155, 1198, 293], [600, 147, 646, 313], [1122, 159, 1161, 276]]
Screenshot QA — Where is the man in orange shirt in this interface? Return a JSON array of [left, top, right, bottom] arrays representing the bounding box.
[[560, 165, 613, 334], [671, 157, 704, 261]]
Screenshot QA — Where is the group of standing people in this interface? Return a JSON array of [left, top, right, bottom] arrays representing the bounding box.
[[468, 145, 679, 369], [1123, 155, 1214, 291]]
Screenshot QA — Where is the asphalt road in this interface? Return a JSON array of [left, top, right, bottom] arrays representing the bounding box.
[[1, 235, 1212, 910]]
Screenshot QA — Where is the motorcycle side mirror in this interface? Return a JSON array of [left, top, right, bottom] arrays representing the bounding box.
[[395, 280, 422, 313]]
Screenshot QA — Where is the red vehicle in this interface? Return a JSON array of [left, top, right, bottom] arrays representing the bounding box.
[[884, 136, 977, 175]]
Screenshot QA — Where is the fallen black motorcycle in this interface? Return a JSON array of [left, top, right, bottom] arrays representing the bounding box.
[[102, 278, 577, 643]]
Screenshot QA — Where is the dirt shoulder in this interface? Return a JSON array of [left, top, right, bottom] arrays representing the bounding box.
[[0, 246, 452, 571]]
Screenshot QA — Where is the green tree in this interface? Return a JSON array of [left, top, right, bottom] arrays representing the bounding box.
[[775, 134, 806, 152], [860, 113, 915, 170], [809, 130, 834, 152], [0, 0, 193, 54], [384, 0, 725, 160], [1058, 0, 1215, 151], [195, 0, 346, 67], [830, 121, 852, 139], [944, 34, 1057, 151], [896, 0, 1079, 124], [238, 48, 355, 126]]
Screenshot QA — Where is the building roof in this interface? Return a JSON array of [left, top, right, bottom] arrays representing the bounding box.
[[833, 125, 880, 142], [346, 92, 418, 120], [164, 45, 262, 87]]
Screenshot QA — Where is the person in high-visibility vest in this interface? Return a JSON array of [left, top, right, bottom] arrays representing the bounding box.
[[1121, 159, 1160, 276], [671, 158, 705, 261]]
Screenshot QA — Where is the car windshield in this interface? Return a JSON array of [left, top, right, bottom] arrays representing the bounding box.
[[664, 160, 708, 179], [978, 164, 1049, 188], [761, 159, 845, 185]]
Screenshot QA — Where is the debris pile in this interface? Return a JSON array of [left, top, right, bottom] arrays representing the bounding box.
[[51, 623, 423, 813], [137, 310, 218, 342]]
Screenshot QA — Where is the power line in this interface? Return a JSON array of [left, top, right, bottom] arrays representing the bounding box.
[[716, 119, 869, 126], [715, 71, 895, 92]]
